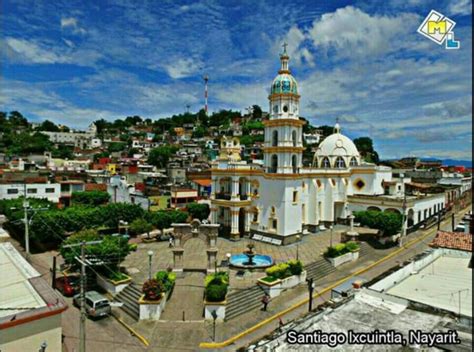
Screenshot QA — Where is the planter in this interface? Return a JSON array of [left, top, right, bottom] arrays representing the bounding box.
[[257, 271, 307, 298], [204, 298, 227, 321], [327, 250, 359, 267], [96, 274, 132, 295], [138, 293, 167, 320]]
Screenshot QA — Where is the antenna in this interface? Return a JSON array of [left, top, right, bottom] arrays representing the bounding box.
[[185, 104, 190, 113], [203, 74, 209, 115]]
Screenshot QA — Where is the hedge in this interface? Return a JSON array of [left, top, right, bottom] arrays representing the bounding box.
[[324, 241, 360, 258], [204, 272, 229, 302], [155, 270, 176, 293], [71, 191, 110, 206], [264, 259, 304, 281]]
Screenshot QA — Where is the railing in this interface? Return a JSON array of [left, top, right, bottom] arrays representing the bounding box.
[[240, 195, 248, 201], [215, 193, 231, 200]]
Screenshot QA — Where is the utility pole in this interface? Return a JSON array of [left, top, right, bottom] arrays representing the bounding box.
[[23, 188, 30, 259], [399, 174, 407, 248], [306, 278, 314, 312], [63, 240, 102, 352]]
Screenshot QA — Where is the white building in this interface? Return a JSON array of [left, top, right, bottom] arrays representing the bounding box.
[[0, 242, 67, 351], [41, 123, 98, 149], [210, 48, 445, 245], [0, 183, 61, 203]]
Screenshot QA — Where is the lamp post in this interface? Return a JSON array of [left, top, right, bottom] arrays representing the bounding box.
[[147, 250, 153, 280], [226, 253, 231, 284], [399, 174, 407, 248], [296, 235, 301, 261]]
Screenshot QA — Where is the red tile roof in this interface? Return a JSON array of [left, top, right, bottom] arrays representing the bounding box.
[[430, 231, 472, 252]]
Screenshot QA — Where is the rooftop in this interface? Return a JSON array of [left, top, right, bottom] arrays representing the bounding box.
[[0, 242, 67, 327], [430, 231, 472, 252], [386, 254, 472, 317]]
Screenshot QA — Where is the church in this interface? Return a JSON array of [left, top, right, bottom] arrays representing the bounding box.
[[209, 46, 445, 245]]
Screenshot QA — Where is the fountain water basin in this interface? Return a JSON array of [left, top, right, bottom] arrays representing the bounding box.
[[229, 254, 273, 269]]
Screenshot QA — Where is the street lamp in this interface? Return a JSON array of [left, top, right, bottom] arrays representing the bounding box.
[[226, 253, 231, 284], [296, 235, 301, 261], [147, 250, 153, 280], [329, 225, 334, 248]]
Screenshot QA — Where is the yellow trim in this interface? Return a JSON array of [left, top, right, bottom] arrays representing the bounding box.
[[211, 169, 263, 176], [262, 146, 305, 153], [204, 299, 227, 306], [351, 168, 377, 174], [138, 293, 164, 305], [113, 314, 149, 347], [211, 199, 252, 207], [263, 119, 305, 127], [268, 93, 301, 100], [199, 218, 443, 349]]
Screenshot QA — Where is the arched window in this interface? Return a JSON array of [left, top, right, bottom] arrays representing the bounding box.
[[335, 157, 346, 168], [270, 154, 278, 173], [322, 157, 331, 168], [272, 130, 278, 147], [292, 130, 297, 147], [292, 155, 297, 173], [349, 157, 358, 166]]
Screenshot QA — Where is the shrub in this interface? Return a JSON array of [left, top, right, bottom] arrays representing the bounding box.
[[205, 283, 228, 302], [345, 241, 360, 252], [142, 279, 165, 300], [155, 270, 176, 292], [205, 272, 228, 287], [324, 242, 360, 258], [287, 259, 303, 276], [265, 263, 291, 280], [354, 210, 402, 236], [129, 218, 153, 236], [129, 243, 138, 251]]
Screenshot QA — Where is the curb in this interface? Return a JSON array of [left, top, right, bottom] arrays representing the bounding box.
[[112, 312, 150, 347], [199, 219, 443, 349]]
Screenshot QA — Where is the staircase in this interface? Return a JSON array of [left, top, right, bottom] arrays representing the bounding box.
[[358, 242, 372, 257], [305, 257, 336, 282], [225, 285, 265, 321], [114, 283, 141, 321]]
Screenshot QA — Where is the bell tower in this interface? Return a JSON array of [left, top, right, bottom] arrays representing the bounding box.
[[264, 43, 305, 174]]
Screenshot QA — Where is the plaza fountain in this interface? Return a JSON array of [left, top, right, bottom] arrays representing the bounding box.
[[229, 243, 273, 269]]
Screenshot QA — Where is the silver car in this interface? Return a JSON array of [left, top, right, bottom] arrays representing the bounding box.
[[73, 291, 111, 319]]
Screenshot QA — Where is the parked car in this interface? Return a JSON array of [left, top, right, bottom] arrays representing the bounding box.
[[454, 222, 466, 232], [73, 291, 111, 319], [55, 274, 80, 297]]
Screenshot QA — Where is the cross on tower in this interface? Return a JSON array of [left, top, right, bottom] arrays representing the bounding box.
[[282, 42, 288, 54]]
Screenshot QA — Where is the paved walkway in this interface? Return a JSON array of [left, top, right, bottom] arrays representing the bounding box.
[[122, 226, 344, 289], [160, 272, 205, 321]]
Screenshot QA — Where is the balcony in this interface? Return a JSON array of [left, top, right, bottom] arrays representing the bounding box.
[[215, 193, 231, 200]]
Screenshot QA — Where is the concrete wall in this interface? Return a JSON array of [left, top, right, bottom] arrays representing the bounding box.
[[0, 314, 62, 352]]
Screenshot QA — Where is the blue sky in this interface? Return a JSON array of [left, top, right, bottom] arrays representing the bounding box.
[[1, 0, 472, 160]]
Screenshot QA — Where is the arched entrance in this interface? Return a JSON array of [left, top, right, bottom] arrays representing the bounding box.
[[367, 206, 382, 212], [182, 237, 208, 270], [172, 220, 219, 273], [238, 208, 246, 236]]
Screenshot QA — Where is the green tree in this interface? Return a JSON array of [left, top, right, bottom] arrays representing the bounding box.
[[72, 191, 110, 206], [148, 145, 179, 168], [252, 105, 262, 119], [186, 203, 210, 221], [107, 142, 127, 153], [192, 126, 207, 138], [129, 218, 153, 237], [38, 120, 60, 132], [354, 210, 402, 236], [8, 132, 52, 155], [354, 137, 379, 163]]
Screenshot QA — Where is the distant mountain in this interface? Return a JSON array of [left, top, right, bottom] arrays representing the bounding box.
[[437, 159, 472, 167], [381, 158, 472, 168]]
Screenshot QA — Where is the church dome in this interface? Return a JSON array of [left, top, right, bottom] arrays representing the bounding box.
[[271, 73, 298, 95], [313, 123, 361, 168]]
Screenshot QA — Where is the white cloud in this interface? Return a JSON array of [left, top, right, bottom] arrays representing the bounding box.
[[5, 38, 68, 64], [60, 16, 86, 35], [161, 58, 203, 79], [61, 17, 78, 28], [448, 0, 472, 16], [308, 6, 420, 59]]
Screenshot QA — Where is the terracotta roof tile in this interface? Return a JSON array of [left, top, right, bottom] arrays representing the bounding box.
[[430, 231, 472, 252]]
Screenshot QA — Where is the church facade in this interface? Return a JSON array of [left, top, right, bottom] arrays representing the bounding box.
[[209, 48, 444, 245]]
